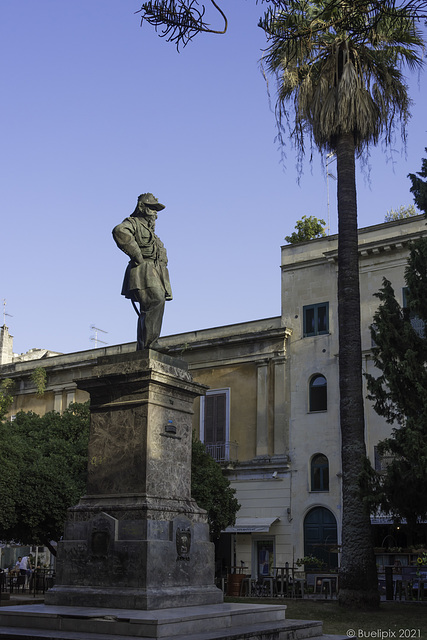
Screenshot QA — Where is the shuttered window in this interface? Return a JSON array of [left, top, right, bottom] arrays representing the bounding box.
[[204, 392, 226, 444]]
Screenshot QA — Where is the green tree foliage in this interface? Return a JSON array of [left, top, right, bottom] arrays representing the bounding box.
[[31, 367, 47, 397], [365, 237, 427, 534], [191, 434, 240, 539], [260, 0, 424, 609], [0, 378, 14, 420], [285, 215, 326, 244], [0, 403, 90, 555], [0, 402, 238, 549], [408, 148, 427, 214], [384, 204, 418, 222]]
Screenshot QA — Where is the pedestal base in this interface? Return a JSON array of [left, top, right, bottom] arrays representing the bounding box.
[[0, 602, 324, 640], [45, 502, 223, 610], [46, 584, 223, 611]]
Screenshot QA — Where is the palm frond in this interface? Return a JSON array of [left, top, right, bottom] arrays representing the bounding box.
[[136, 0, 227, 48], [260, 0, 425, 158]]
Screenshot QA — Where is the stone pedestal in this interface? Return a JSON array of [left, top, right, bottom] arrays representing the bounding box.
[[0, 349, 322, 640], [45, 349, 223, 610]]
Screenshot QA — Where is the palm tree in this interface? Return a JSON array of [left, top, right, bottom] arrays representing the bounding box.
[[260, 0, 424, 608]]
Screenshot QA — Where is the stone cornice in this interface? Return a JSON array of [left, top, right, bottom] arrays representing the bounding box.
[[282, 228, 427, 269], [281, 216, 427, 269], [1, 323, 292, 382], [222, 454, 291, 480], [324, 230, 427, 263], [164, 326, 291, 353]]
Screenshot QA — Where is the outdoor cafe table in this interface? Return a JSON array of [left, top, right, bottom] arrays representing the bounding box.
[[273, 566, 293, 596]]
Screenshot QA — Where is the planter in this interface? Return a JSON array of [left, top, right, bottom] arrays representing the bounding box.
[[227, 573, 245, 596]]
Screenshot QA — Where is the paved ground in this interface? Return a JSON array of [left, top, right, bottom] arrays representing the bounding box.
[[1, 594, 45, 607]]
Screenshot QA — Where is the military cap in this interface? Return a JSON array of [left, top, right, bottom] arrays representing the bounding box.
[[137, 193, 165, 211]]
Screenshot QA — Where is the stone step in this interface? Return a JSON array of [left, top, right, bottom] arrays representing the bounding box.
[[0, 603, 324, 640], [0, 619, 323, 640]]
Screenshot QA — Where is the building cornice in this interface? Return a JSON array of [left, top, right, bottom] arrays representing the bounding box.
[[324, 229, 427, 263], [165, 326, 291, 354], [223, 454, 291, 481], [282, 226, 427, 270], [0, 320, 292, 381]]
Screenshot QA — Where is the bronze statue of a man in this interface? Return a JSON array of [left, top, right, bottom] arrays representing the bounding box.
[[112, 193, 172, 350]]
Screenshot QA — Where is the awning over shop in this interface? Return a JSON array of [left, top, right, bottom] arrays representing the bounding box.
[[223, 517, 280, 533]]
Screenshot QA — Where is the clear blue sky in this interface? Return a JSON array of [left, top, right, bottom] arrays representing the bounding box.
[[1, 1, 426, 356]]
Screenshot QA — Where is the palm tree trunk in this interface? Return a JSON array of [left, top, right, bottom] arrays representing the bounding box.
[[336, 132, 379, 608]]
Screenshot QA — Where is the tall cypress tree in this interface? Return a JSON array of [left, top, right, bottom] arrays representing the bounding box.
[[366, 237, 427, 537], [408, 149, 427, 214]]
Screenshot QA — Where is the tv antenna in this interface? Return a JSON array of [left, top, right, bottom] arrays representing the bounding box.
[[3, 299, 13, 326], [90, 325, 108, 348]]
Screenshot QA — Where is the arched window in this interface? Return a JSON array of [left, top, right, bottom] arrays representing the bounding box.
[[311, 453, 329, 491], [309, 374, 327, 412]]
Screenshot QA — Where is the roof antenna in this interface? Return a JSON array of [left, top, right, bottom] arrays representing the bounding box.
[[3, 299, 13, 326], [90, 325, 108, 348]]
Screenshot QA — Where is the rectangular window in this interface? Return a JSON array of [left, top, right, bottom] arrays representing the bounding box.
[[204, 392, 226, 444], [303, 302, 329, 337], [402, 287, 425, 338], [374, 446, 394, 472], [402, 286, 409, 309], [200, 389, 232, 462]]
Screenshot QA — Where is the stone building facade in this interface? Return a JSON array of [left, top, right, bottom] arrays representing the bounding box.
[[1, 215, 426, 578]]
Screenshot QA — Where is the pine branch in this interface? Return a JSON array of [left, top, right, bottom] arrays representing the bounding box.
[[136, 0, 227, 49]]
